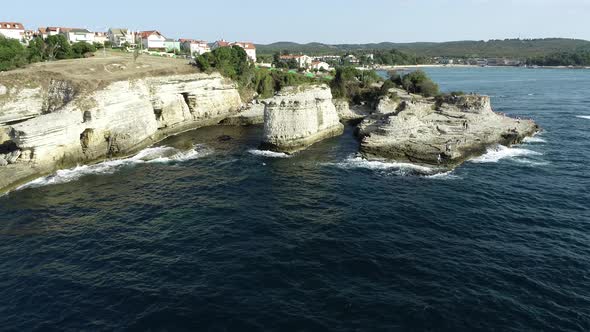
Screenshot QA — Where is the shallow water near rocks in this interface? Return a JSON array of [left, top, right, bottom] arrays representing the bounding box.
[[1, 67, 590, 331]]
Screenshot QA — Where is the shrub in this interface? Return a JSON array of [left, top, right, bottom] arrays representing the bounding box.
[[0, 36, 28, 71], [400, 70, 439, 97]]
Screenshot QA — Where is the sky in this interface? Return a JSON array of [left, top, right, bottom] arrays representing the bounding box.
[[3, 0, 589, 44]]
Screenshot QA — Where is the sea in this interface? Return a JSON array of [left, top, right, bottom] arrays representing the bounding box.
[[1, 67, 589, 331]]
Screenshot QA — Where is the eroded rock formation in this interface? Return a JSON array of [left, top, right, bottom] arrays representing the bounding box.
[[261, 85, 344, 153], [358, 91, 539, 169], [0, 73, 241, 191]]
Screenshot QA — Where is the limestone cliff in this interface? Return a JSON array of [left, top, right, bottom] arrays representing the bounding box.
[[358, 93, 539, 169], [261, 85, 343, 154], [0, 72, 241, 192]]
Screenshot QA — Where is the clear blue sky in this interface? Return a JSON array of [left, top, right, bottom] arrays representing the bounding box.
[[3, 0, 589, 44]]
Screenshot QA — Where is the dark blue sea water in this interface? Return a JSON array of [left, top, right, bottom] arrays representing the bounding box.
[[1, 67, 590, 331]]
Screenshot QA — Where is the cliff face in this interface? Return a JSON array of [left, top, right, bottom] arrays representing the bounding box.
[[261, 85, 343, 153], [0, 73, 241, 191], [358, 94, 539, 168]]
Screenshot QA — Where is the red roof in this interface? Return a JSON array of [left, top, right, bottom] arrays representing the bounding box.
[[216, 40, 231, 47], [139, 30, 162, 38], [0, 22, 25, 30], [233, 41, 255, 50]]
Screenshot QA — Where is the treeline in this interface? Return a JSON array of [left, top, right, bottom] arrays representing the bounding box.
[[526, 50, 590, 66], [195, 46, 318, 99], [0, 35, 99, 71], [257, 38, 590, 59], [372, 49, 430, 65]]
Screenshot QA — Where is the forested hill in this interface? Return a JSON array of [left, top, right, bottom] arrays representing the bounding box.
[[256, 38, 590, 58]]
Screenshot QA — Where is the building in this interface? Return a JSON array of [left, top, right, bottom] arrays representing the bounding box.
[[164, 39, 181, 53], [138, 30, 166, 51], [212, 39, 231, 49], [280, 54, 313, 68], [344, 54, 360, 64], [232, 42, 257, 62], [212, 40, 257, 62], [46, 27, 65, 36], [94, 32, 108, 45], [0, 22, 25, 40], [311, 61, 330, 71], [65, 28, 95, 44], [180, 39, 210, 56], [108, 28, 136, 48]]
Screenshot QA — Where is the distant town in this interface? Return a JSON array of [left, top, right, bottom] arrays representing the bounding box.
[[1, 21, 589, 71]]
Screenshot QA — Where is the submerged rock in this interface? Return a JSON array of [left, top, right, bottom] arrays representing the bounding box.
[[359, 94, 539, 169], [261, 85, 344, 154]]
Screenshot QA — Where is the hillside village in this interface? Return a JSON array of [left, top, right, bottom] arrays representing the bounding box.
[[0, 21, 340, 72]]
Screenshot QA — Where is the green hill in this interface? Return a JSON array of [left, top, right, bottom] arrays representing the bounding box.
[[257, 38, 590, 59]]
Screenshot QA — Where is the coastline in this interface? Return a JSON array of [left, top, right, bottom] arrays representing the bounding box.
[[371, 64, 590, 70]]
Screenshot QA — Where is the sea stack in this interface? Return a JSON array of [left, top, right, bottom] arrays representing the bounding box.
[[261, 84, 344, 154], [358, 91, 539, 169]]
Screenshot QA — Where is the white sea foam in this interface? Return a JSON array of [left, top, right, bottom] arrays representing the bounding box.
[[576, 115, 590, 120], [523, 136, 547, 144], [326, 155, 442, 176], [470, 145, 542, 163], [248, 149, 292, 158], [425, 171, 461, 180], [17, 145, 209, 190]]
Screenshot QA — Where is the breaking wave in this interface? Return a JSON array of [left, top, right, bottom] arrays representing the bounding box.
[[523, 136, 546, 143], [470, 145, 542, 163], [17, 145, 210, 190], [576, 115, 590, 120], [248, 149, 292, 158], [325, 155, 445, 177]]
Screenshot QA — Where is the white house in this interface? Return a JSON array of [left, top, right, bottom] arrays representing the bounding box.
[[138, 30, 166, 51], [180, 39, 210, 56], [212, 40, 257, 62], [65, 29, 95, 44], [232, 42, 257, 62], [94, 32, 108, 45], [108, 28, 136, 48], [311, 61, 330, 71], [280, 54, 313, 68], [0, 22, 25, 40]]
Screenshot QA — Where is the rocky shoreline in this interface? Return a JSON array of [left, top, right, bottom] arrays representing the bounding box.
[[0, 68, 539, 193]]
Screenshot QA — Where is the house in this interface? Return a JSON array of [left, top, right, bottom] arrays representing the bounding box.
[[180, 39, 210, 56], [164, 39, 180, 53], [311, 61, 330, 71], [232, 42, 256, 62], [0, 22, 25, 40], [138, 30, 166, 51], [344, 54, 360, 64], [94, 32, 108, 45], [212, 39, 231, 49], [280, 54, 312, 68], [212, 40, 257, 62], [46, 27, 65, 36], [108, 28, 136, 48], [65, 28, 95, 44]]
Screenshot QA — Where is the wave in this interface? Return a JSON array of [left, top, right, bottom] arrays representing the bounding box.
[[523, 136, 546, 143], [576, 115, 590, 120], [325, 155, 443, 176], [470, 145, 542, 164], [248, 149, 292, 158], [17, 145, 210, 190]]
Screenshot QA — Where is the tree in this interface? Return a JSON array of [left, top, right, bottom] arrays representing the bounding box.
[[0, 36, 28, 71], [45, 34, 72, 60], [72, 41, 97, 58], [400, 70, 439, 97]]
